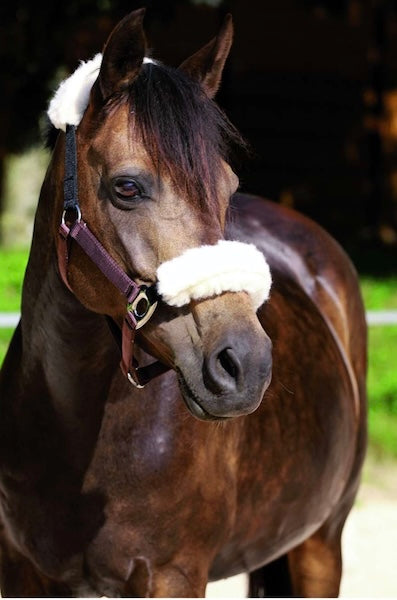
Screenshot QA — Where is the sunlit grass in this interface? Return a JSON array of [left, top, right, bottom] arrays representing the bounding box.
[[367, 325, 397, 458], [0, 247, 28, 311], [360, 276, 397, 310]]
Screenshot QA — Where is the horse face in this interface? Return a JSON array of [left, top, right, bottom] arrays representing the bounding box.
[[61, 10, 272, 420]]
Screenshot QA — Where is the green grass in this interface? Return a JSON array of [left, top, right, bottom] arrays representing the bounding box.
[[369, 410, 397, 459], [367, 325, 397, 457], [368, 326, 397, 413], [0, 248, 396, 457], [360, 276, 397, 310], [0, 247, 28, 311]]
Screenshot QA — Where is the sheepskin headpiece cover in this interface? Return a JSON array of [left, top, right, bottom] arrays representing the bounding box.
[[48, 55, 272, 310]]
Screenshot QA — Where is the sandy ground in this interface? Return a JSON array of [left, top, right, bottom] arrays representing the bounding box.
[[207, 455, 397, 598]]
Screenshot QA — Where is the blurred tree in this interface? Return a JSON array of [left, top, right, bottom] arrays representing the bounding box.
[[1, 0, 397, 252]]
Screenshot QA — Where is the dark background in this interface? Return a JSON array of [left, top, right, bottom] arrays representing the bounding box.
[[1, 0, 397, 272]]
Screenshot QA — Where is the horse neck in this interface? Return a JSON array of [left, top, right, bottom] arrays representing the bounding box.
[[21, 155, 118, 401]]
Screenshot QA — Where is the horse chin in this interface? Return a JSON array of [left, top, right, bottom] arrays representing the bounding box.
[[185, 396, 230, 422], [176, 369, 268, 422], [177, 373, 231, 421]]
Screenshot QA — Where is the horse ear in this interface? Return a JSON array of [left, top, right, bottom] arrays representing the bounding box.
[[98, 8, 147, 100], [179, 14, 233, 98]]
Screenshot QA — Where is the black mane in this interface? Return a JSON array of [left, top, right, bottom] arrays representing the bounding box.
[[124, 62, 246, 208]]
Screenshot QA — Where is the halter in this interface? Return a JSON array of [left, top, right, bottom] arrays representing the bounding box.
[[51, 56, 272, 389], [57, 124, 169, 387]]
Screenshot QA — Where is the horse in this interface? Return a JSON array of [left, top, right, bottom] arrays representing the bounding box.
[[0, 9, 367, 598]]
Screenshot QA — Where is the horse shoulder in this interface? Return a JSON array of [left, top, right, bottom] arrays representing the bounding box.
[[228, 194, 366, 380]]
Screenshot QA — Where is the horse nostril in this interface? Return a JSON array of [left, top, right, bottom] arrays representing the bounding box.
[[203, 343, 245, 395], [202, 346, 243, 395], [218, 347, 240, 381]]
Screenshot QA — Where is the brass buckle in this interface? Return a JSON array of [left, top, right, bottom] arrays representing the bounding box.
[[127, 289, 158, 330]]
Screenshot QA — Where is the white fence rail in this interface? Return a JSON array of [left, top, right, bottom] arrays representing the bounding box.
[[0, 313, 20, 328], [366, 310, 397, 325], [1, 311, 397, 329]]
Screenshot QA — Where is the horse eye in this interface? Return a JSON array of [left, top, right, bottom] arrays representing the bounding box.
[[114, 178, 141, 200]]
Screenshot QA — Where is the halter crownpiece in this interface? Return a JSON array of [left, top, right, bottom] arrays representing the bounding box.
[[47, 54, 154, 131], [48, 54, 102, 131]]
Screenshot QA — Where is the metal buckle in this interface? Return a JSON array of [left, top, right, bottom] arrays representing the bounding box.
[[127, 289, 158, 330], [61, 205, 82, 226], [127, 371, 145, 389]]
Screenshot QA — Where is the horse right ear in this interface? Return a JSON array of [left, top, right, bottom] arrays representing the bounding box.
[[97, 8, 147, 101], [179, 14, 233, 98]]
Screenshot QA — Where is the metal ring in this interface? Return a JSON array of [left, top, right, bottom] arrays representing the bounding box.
[[128, 290, 158, 330], [133, 295, 150, 319], [127, 372, 145, 388], [61, 205, 82, 226]]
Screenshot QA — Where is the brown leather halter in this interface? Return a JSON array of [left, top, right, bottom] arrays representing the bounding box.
[[57, 125, 169, 387]]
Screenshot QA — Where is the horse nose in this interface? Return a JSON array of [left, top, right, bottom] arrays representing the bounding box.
[[204, 343, 244, 394], [180, 326, 272, 420]]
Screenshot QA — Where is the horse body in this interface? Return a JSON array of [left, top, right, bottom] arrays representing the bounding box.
[[0, 10, 366, 598], [0, 195, 366, 597]]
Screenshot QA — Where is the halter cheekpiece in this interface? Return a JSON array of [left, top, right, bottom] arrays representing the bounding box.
[[51, 55, 272, 388], [58, 124, 167, 387]]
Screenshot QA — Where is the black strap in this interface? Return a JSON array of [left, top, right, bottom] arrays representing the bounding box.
[[64, 125, 80, 211], [62, 123, 167, 387], [145, 284, 159, 305]]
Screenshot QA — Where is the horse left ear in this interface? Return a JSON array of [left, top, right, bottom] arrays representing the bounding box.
[[98, 8, 147, 101], [179, 14, 233, 98]]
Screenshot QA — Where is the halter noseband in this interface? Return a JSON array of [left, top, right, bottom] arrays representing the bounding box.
[[57, 124, 169, 388]]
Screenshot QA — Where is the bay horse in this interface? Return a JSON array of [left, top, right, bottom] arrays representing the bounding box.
[[0, 9, 367, 598]]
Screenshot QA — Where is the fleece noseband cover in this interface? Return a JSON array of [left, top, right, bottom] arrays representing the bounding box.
[[157, 241, 271, 309], [47, 55, 272, 310]]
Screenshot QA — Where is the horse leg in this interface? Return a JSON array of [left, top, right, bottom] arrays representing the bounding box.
[[248, 513, 351, 597], [248, 523, 344, 598], [286, 528, 342, 597], [286, 485, 362, 599], [248, 527, 342, 599], [0, 542, 71, 598], [248, 555, 292, 598]]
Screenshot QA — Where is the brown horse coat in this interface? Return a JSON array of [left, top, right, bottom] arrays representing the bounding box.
[[0, 10, 366, 598]]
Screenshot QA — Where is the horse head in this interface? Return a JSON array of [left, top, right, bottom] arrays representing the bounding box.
[[48, 9, 272, 420]]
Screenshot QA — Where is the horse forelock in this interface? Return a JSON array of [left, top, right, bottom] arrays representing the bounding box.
[[116, 62, 246, 211], [47, 54, 246, 210]]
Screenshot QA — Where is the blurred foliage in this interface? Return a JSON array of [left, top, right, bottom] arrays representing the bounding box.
[[367, 325, 397, 457], [0, 248, 28, 311], [301, 0, 347, 15], [368, 326, 397, 413], [370, 410, 397, 458], [2, 0, 397, 252], [361, 276, 397, 309]]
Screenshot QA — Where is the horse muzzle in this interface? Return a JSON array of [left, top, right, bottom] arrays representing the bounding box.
[[155, 241, 273, 420], [176, 323, 273, 421]]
